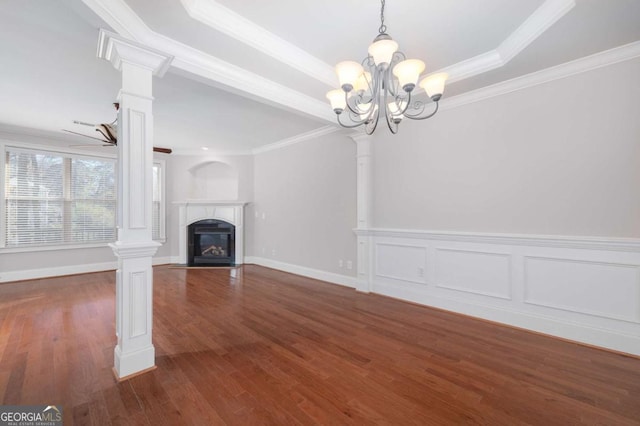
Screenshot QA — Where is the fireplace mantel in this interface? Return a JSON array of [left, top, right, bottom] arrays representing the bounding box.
[[174, 201, 248, 265]]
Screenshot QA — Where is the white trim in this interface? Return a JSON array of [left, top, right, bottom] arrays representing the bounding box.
[[0, 133, 117, 160], [153, 160, 167, 241], [372, 280, 640, 357], [442, 40, 640, 111], [252, 125, 341, 154], [0, 256, 173, 283], [97, 29, 174, 77], [497, 0, 575, 64], [356, 228, 640, 252], [178, 0, 574, 88], [245, 256, 357, 289], [0, 261, 117, 283], [180, 0, 337, 87], [360, 228, 640, 355], [170, 148, 254, 156], [0, 242, 112, 255], [81, 0, 335, 123], [166, 40, 640, 157]]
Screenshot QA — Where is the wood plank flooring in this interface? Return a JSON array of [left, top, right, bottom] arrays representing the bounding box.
[[1, 265, 639, 425]]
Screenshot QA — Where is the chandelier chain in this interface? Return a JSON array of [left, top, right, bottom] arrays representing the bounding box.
[[379, 0, 387, 34]]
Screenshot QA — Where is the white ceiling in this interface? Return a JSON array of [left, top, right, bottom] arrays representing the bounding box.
[[1, 0, 639, 154]]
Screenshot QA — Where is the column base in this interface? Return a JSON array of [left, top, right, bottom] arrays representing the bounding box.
[[114, 344, 155, 380]]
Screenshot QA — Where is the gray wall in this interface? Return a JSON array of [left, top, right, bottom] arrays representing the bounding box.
[[250, 132, 357, 276], [372, 57, 640, 237]]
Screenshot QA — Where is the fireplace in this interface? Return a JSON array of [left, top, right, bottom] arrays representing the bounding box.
[[175, 201, 246, 266], [188, 219, 235, 266]]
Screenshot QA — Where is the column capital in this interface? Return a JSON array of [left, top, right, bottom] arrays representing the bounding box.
[[97, 29, 173, 77], [349, 133, 373, 158], [109, 241, 161, 259], [348, 132, 373, 144]]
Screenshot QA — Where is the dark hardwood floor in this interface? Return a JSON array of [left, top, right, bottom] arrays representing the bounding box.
[[0, 265, 639, 425]]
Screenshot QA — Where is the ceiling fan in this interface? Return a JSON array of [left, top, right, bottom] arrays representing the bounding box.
[[64, 103, 172, 154]]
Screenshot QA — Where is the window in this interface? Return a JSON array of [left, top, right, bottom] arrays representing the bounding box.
[[4, 148, 116, 247], [2, 146, 166, 249], [152, 161, 165, 241]]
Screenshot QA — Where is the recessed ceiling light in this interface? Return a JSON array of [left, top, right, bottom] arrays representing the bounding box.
[[201, 147, 209, 151]]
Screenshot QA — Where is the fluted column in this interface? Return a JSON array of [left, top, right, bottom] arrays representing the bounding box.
[[97, 30, 173, 380]]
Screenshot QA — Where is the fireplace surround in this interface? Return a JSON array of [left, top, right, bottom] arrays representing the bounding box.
[[175, 201, 246, 266]]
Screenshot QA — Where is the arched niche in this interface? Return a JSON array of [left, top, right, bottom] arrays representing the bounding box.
[[188, 161, 239, 200]]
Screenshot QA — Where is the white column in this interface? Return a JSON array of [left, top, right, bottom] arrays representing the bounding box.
[[97, 30, 173, 380], [351, 133, 374, 293]]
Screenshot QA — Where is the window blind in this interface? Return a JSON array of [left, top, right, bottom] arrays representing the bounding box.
[[4, 148, 116, 247], [152, 163, 162, 240]]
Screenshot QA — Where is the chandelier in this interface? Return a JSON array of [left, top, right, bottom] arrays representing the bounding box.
[[326, 0, 448, 134]]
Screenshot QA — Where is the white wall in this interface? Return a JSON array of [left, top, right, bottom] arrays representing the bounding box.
[[249, 132, 357, 283], [373, 57, 640, 237], [165, 154, 254, 260]]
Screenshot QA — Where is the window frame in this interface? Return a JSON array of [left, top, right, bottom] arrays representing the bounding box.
[[0, 140, 166, 253], [153, 159, 166, 243]]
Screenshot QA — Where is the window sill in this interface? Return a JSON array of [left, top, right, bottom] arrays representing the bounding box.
[[0, 239, 166, 254]]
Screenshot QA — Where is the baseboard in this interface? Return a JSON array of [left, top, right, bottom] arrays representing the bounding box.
[[0, 256, 176, 283], [373, 280, 640, 356], [244, 256, 357, 288]]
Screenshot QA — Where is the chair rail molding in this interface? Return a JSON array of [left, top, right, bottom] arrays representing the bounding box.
[[353, 227, 640, 356]]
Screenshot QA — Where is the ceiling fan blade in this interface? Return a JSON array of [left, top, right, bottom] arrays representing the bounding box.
[[63, 129, 110, 142], [153, 147, 172, 154]]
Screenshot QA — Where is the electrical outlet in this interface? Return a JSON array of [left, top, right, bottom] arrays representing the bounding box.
[[346, 260, 353, 270], [417, 267, 424, 277], [338, 259, 344, 268]]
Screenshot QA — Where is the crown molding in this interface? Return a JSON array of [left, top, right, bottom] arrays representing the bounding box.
[[81, 0, 574, 122], [97, 29, 173, 76], [252, 125, 341, 155], [441, 40, 640, 112], [180, 0, 337, 87], [177, 0, 574, 88], [441, 0, 575, 83], [171, 148, 254, 156], [355, 228, 640, 252], [81, 0, 335, 123], [497, 0, 575, 64]]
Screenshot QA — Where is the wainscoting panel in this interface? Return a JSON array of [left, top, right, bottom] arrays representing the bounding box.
[[524, 256, 640, 323], [375, 243, 427, 284], [355, 229, 640, 356], [435, 248, 512, 300]]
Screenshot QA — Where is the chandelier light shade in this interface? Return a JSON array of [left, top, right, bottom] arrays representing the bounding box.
[[326, 0, 448, 134]]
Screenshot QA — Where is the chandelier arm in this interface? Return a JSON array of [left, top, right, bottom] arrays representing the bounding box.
[[337, 113, 368, 129], [403, 100, 440, 120], [363, 88, 382, 135], [345, 92, 373, 117], [364, 113, 380, 135], [396, 91, 412, 115], [382, 80, 397, 134]]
